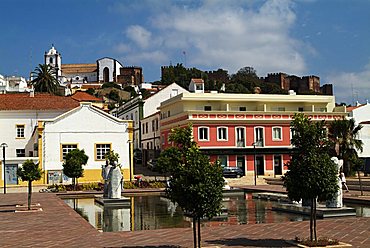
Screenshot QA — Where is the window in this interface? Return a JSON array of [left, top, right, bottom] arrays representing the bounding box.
[[168, 110, 171, 117], [239, 106, 246, 111], [198, 127, 209, 141], [272, 127, 282, 141], [255, 127, 264, 146], [145, 122, 148, 133], [298, 107, 304, 112], [142, 124, 145, 134], [218, 155, 228, 167], [16, 149, 26, 157], [95, 144, 111, 160], [277, 107, 285, 111], [130, 113, 133, 120], [61, 144, 78, 160], [152, 120, 155, 131], [217, 127, 228, 141], [16, 124, 25, 138], [155, 119, 159, 130], [236, 127, 245, 147], [49, 57, 53, 64], [196, 84, 203, 90], [171, 89, 178, 97], [204, 106, 212, 111]]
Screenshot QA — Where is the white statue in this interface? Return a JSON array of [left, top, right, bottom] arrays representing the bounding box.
[[107, 162, 123, 199], [102, 162, 112, 198], [326, 157, 343, 208]]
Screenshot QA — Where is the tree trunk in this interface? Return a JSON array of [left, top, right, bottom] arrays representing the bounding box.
[[310, 198, 313, 241], [193, 217, 197, 248], [28, 180, 32, 210], [357, 170, 364, 196], [73, 178, 76, 191], [197, 216, 201, 248], [313, 199, 317, 242]]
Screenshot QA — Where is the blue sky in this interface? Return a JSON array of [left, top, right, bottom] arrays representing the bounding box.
[[1, 0, 369, 105]]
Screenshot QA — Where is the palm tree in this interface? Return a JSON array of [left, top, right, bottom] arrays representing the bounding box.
[[30, 64, 60, 95], [328, 117, 363, 176]]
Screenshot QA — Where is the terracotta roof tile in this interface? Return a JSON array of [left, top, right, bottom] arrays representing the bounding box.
[[71, 91, 103, 102], [0, 93, 80, 111], [62, 63, 97, 74], [191, 78, 204, 83]]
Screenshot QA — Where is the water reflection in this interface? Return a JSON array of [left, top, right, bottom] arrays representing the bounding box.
[[64, 193, 369, 232]]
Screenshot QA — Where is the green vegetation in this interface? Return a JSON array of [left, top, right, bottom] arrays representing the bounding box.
[[328, 117, 363, 176], [283, 113, 339, 242], [157, 124, 224, 248], [30, 64, 61, 95], [62, 148, 89, 190], [17, 160, 42, 210]]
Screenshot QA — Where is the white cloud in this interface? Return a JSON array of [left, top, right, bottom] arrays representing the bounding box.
[[126, 51, 168, 65], [126, 25, 152, 49], [327, 62, 370, 104], [115, 0, 308, 78]]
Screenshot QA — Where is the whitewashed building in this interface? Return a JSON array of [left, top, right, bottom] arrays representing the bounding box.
[[0, 93, 133, 187], [40, 103, 132, 184]]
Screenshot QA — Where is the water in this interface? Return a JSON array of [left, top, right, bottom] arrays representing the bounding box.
[[64, 193, 370, 232]]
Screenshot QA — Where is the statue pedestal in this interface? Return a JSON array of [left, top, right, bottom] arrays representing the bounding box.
[[94, 197, 130, 207]]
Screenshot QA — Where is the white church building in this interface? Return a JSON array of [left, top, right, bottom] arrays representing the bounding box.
[[44, 45, 124, 88]]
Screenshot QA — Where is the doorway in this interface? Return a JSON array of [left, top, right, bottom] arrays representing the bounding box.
[[274, 155, 283, 176], [237, 156, 245, 176], [255, 156, 264, 176]]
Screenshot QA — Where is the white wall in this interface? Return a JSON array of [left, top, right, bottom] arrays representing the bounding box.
[[350, 104, 370, 157], [42, 104, 130, 171], [143, 83, 188, 118]]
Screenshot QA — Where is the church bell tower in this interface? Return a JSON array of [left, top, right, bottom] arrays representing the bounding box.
[[44, 44, 62, 78]]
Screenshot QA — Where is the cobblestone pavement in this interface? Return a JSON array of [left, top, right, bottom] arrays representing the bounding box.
[[1, 188, 370, 248]]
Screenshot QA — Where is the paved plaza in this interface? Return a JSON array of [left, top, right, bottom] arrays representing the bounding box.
[[0, 186, 369, 248]]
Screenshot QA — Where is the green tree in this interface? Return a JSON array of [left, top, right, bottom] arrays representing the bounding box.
[[17, 160, 42, 210], [328, 118, 363, 176], [30, 64, 60, 95], [282, 113, 338, 242], [157, 124, 224, 248], [62, 149, 89, 190]]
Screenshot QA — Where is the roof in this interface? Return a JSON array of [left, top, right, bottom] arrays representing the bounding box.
[[71, 91, 103, 102], [191, 78, 204, 83], [62, 63, 97, 74], [346, 105, 365, 112], [0, 93, 80, 111]]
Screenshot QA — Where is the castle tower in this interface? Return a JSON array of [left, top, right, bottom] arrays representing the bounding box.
[[44, 44, 62, 78]]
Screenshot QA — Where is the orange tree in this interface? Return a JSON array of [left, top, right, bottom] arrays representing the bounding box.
[[157, 124, 224, 248], [17, 160, 42, 210], [283, 113, 338, 242]]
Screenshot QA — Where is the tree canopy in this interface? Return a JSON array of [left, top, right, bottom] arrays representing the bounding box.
[[283, 113, 339, 242], [17, 160, 42, 210], [62, 148, 89, 189], [157, 124, 224, 248], [30, 64, 61, 95], [328, 117, 363, 176]]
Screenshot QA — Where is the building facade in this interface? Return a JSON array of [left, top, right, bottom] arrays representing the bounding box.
[[159, 88, 347, 177], [0, 93, 132, 187]]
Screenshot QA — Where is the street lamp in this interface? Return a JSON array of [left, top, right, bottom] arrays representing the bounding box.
[[127, 140, 133, 181], [1, 143, 8, 194], [252, 142, 257, 186]]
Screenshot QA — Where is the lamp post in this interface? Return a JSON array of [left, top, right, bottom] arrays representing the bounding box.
[[252, 142, 257, 186], [127, 140, 133, 181], [1, 143, 8, 194]]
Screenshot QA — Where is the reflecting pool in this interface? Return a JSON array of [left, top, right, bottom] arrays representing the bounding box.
[[64, 193, 370, 232]]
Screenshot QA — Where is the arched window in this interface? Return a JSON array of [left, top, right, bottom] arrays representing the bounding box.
[[103, 67, 109, 82], [49, 57, 53, 64]]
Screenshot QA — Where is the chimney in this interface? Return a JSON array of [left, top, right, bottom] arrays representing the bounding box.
[[30, 87, 34, 97]]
